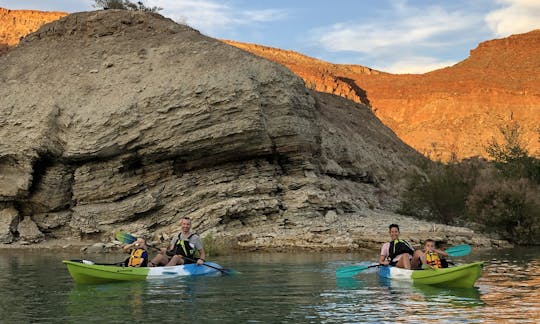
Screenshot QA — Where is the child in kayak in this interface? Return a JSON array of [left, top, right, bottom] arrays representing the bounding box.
[[123, 237, 149, 267], [412, 239, 449, 269]]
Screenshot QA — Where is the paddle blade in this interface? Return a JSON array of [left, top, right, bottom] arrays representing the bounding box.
[[115, 231, 137, 244], [220, 268, 240, 276], [446, 244, 471, 257], [335, 265, 369, 278]]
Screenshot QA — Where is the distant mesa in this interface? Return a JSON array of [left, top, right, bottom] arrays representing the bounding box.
[[225, 33, 540, 160], [0, 7, 66, 54]]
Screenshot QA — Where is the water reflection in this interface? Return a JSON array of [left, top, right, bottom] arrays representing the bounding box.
[[318, 261, 486, 323], [378, 276, 483, 306], [335, 277, 365, 290], [65, 276, 218, 322], [478, 259, 540, 323], [67, 282, 144, 322]]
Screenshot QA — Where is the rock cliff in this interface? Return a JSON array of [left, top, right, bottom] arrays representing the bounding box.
[[1, 9, 504, 251], [0, 7, 66, 54], [3, 10, 478, 251], [226, 33, 540, 161]]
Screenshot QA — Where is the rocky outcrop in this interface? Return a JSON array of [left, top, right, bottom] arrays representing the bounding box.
[[0, 206, 18, 243], [0, 7, 66, 54], [226, 33, 540, 161], [0, 10, 497, 250]]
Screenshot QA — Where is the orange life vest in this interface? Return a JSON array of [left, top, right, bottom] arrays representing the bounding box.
[[128, 248, 147, 267], [425, 251, 442, 268]]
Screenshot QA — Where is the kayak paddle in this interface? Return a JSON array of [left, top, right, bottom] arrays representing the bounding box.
[[445, 244, 471, 257], [335, 264, 380, 278], [115, 231, 138, 244], [115, 231, 237, 275], [69, 259, 125, 266]]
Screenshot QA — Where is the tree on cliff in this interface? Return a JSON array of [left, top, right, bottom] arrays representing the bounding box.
[[93, 0, 162, 12]]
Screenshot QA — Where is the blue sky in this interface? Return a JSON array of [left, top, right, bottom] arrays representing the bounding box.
[[1, 0, 540, 73]]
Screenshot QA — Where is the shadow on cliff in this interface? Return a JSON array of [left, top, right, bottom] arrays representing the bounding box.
[[336, 76, 371, 107]]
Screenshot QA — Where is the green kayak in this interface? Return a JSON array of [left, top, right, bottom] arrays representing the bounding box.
[[63, 259, 225, 284], [377, 262, 483, 288]]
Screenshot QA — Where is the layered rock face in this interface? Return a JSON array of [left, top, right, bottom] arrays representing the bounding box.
[[0, 10, 431, 249], [226, 33, 540, 160], [0, 8, 66, 54]]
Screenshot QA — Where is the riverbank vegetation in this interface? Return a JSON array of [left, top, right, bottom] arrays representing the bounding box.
[[399, 124, 540, 245]]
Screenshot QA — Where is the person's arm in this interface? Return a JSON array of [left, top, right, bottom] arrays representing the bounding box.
[[163, 237, 177, 255], [197, 248, 206, 265], [192, 235, 205, 265], [435, 248, 448, 258], [420, 251, 428, 268], [379, 243, 390, 265], [123, 242, 135, 252]]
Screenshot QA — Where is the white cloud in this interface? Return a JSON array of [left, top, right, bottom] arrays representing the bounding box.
[[380, 57, 457, 74], [317, 4, 478, 53], [485, 0, 540, 36], [241, 9, 288, 22], [313, 1, 484, 74], [147, 0, 288, 35]]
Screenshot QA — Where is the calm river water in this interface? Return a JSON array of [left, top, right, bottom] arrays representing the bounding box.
[[0, 247, 538, 323]]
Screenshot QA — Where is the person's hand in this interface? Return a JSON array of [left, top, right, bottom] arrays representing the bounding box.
[[159, 247, 167, 254], [196, 258, 204, 265]]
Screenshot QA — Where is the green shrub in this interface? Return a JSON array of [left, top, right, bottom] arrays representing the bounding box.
[[93, 0, 162, 12], [398, 158, 480, 224], [202, 234, 224, 257], [467, 171, 540, 244], [486, 123, 540, 184]]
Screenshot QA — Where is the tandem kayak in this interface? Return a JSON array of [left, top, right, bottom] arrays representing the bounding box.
[[63, 260, 225, 284], [377, 262, 483, 288]]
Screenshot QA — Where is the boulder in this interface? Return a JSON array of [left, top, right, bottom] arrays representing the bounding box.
[[0, 207, 18, 243], [17, 216, 44, 243]]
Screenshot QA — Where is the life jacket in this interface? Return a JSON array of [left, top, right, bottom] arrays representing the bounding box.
[[172, 233, 197, 261], [388, 239, 415, 261], [127, 248, 148, 267], [425, 251, 442, 268]]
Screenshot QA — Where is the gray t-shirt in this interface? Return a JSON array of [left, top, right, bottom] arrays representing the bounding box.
[[169, 232, 203, 251]]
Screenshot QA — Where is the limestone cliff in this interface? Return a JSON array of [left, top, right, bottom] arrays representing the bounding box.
[[3, 10, 470, 250], [226, 33, 540, 161]]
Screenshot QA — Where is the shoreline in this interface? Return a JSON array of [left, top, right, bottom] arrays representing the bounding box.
[[0, 211, 512, 252]]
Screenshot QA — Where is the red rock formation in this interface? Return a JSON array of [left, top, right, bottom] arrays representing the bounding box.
[[0, 7, 66, 54], [225, 32, 540, 160]]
